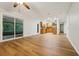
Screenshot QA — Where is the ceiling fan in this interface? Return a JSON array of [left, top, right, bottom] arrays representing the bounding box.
[[13, 2, 30, 10]]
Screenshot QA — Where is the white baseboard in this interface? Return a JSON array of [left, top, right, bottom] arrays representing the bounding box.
[[0, 33, 40, 42], [0, 38, 15, 42], [23, 33, 39, 37], [66, 35, 79, 55]]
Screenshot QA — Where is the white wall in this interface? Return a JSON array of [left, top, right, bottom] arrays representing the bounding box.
[[0, 8, 26, 42], [0, 11, 3, 40], [24, 17, 41, 37], [65, 3, 79, 53], [0, 6, 41, 41]]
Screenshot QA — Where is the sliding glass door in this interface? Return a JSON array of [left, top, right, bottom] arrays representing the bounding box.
[[15, 19, 23, 37], [3, 16, 23, 40], [3, 16, 14, 40]]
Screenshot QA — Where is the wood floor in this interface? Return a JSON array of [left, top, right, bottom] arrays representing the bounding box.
[[0, 33, 78, 56]]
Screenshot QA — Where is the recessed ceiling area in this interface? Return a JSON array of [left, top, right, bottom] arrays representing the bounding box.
[[0, 2, 72, 21], [29, 2, 71, 18]]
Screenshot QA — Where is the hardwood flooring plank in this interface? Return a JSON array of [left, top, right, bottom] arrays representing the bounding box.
[[0, 33, 78, 56]]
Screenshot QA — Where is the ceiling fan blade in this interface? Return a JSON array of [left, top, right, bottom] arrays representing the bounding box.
[[23, 2, 30, 9], [13, 2, 19, 7]]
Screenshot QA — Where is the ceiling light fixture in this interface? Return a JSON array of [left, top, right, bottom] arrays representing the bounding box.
[[16, 0, 24, 4], [13, 0, 30, 10]]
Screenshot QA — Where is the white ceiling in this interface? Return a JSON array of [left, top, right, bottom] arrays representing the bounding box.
[[0, 2, 72, 21]]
